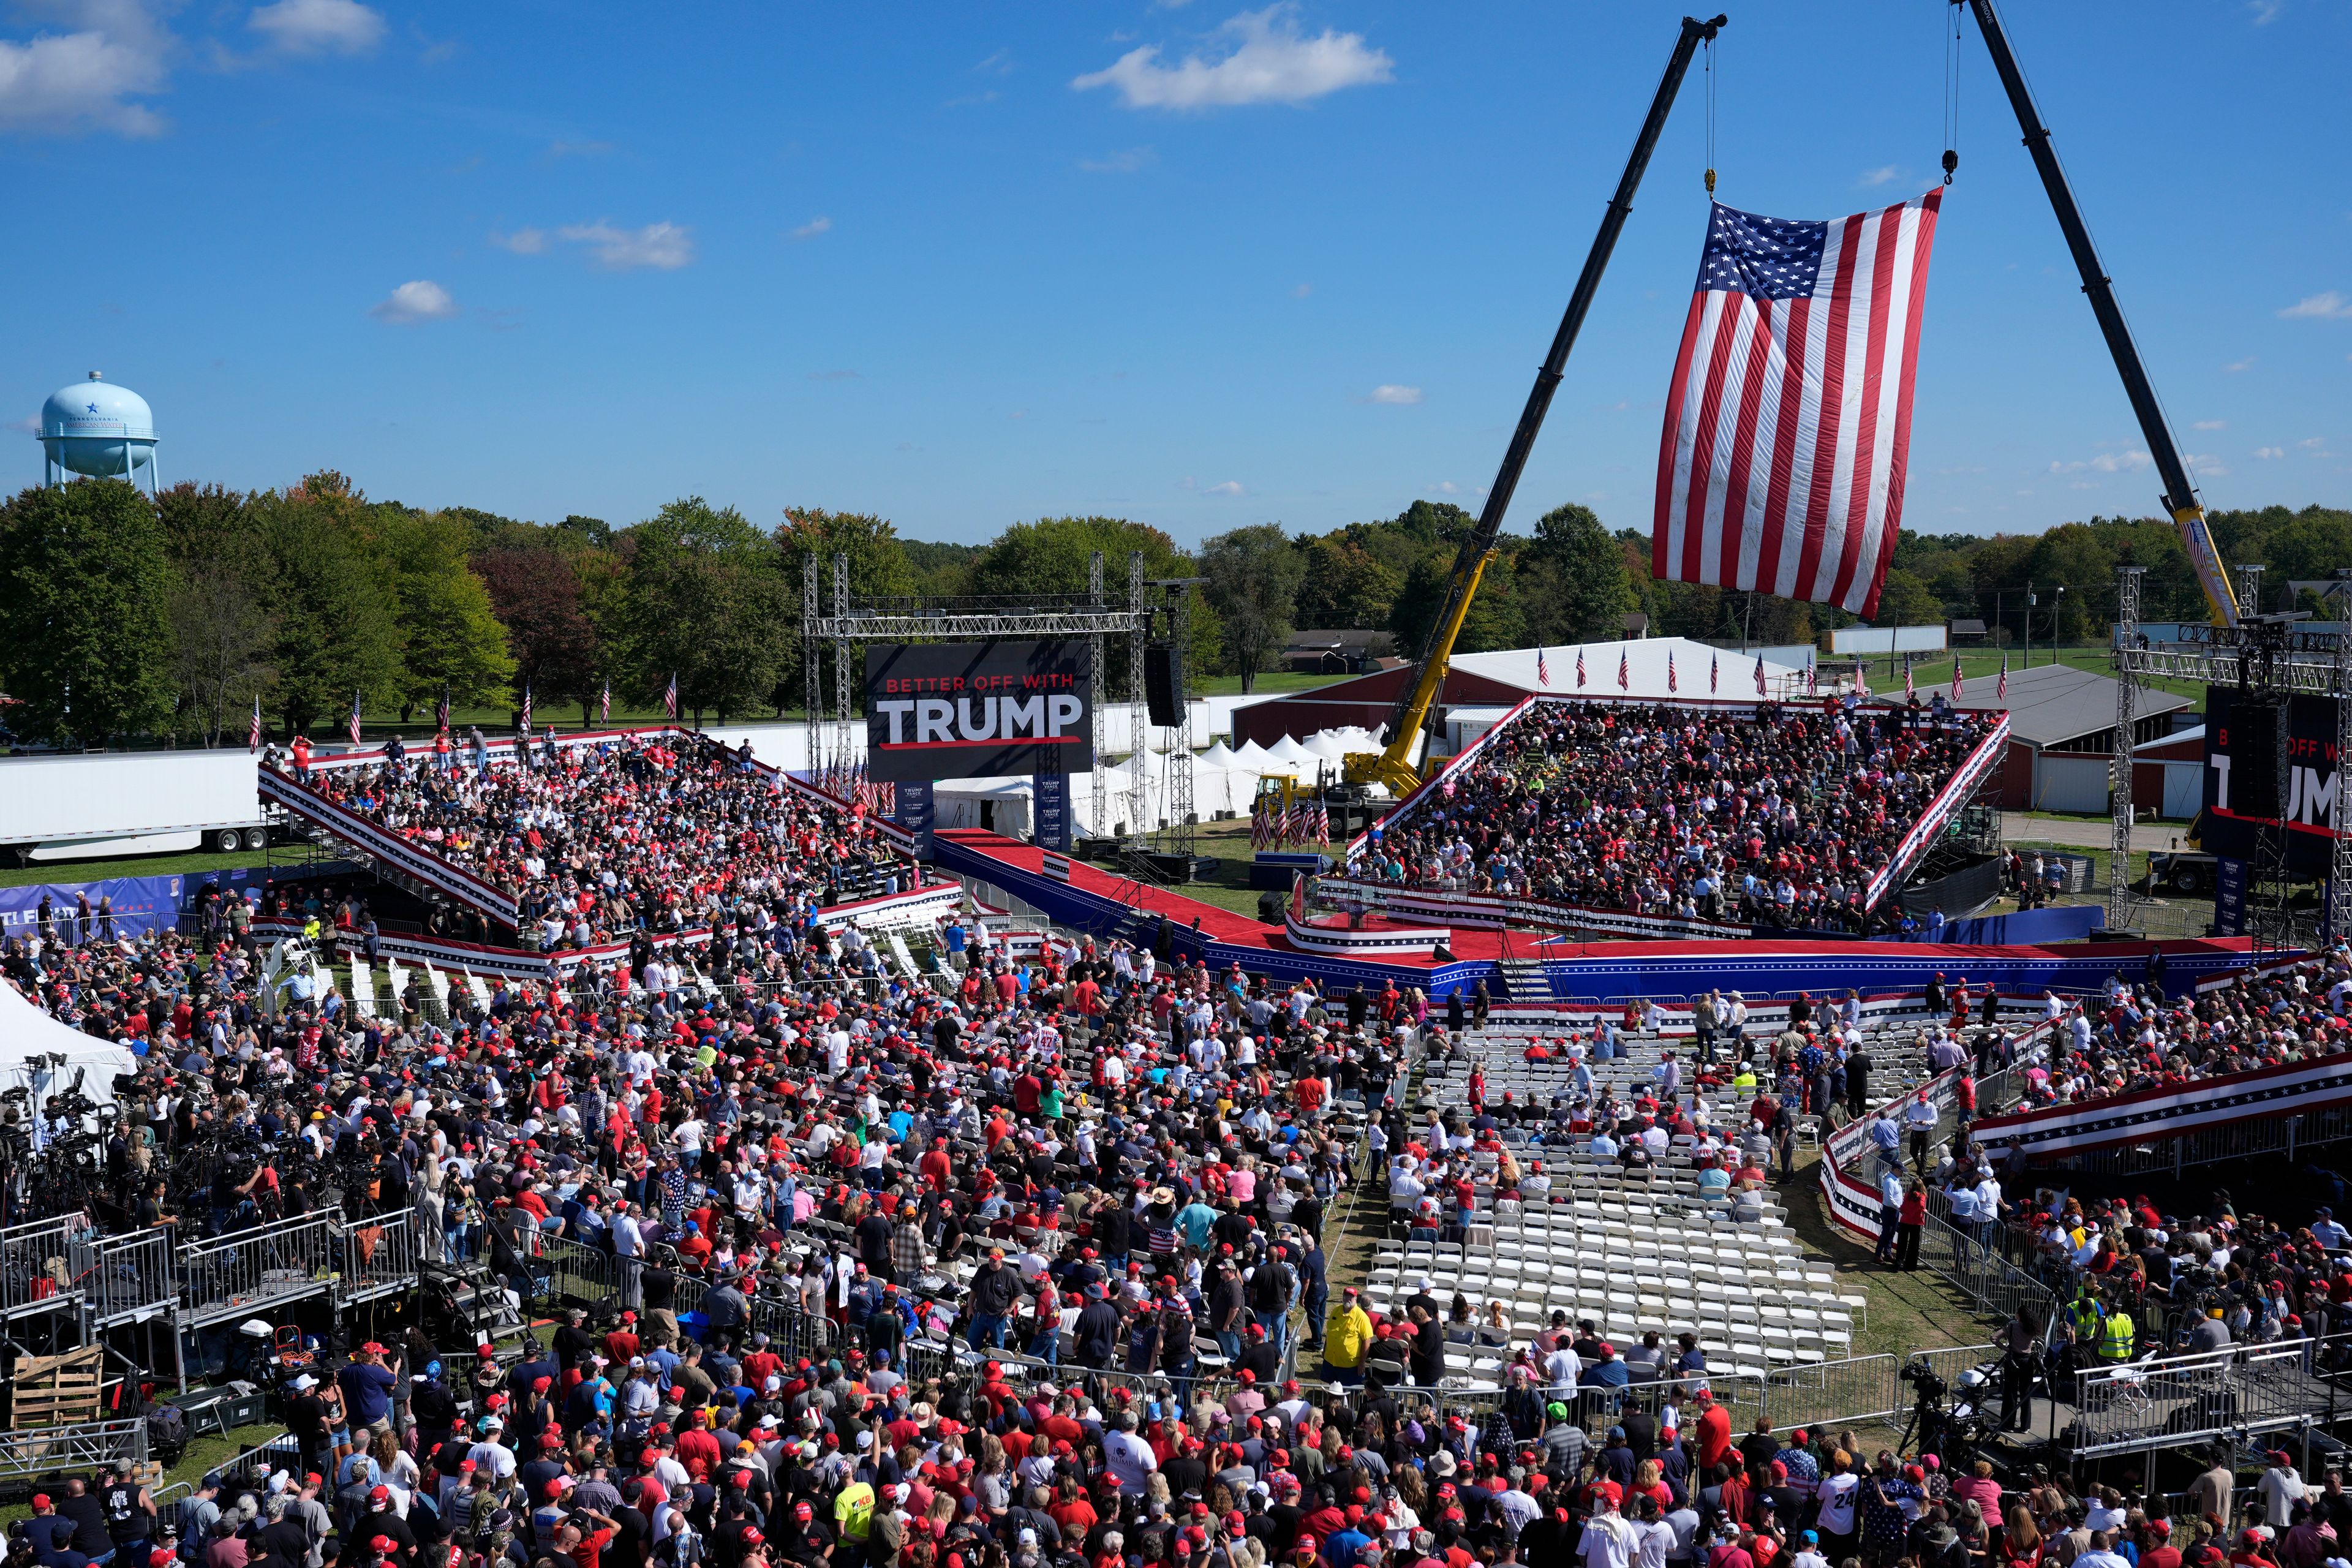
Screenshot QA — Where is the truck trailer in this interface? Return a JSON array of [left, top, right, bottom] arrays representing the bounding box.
[[0, 748, 275, 862]]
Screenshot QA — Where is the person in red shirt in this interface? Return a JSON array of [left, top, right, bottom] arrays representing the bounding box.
[[673, 1412, 722, 1482], [1694, 1387, 1733, 1474]]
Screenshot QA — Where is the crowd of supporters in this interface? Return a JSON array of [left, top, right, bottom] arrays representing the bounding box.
[[268, 732, 923, 950], [1350, 698, 1999, 934]]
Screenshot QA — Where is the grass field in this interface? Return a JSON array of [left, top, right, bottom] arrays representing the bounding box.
[[1879, 644, 2206, 704], [0, 845, 324, 891]]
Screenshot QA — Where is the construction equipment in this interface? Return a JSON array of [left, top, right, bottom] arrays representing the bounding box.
[[1961, 0, 2238, 627], [1343, 13, 1727, 796]]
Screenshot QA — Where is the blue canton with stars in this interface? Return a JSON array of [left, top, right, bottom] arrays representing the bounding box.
[[1698, 203, 1828, 301]]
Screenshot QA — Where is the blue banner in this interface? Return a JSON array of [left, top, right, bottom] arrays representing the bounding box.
[[2214, 856, 2248, 938], [0, 860, 356, 944], [893, 780, 936, 859], [1032, 771, 1070, 851]]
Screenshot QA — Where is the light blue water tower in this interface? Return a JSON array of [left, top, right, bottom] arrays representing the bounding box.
[[40, 371, 159, 496]]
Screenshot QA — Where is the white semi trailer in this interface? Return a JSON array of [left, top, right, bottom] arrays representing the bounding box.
[[0, 748, 274, 862]]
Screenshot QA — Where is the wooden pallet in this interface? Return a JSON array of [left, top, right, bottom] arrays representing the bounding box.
[[11, 1347, 103, 1428]]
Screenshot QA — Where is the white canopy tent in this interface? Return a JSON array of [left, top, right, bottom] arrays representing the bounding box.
[[0, 976, 135, 1112]]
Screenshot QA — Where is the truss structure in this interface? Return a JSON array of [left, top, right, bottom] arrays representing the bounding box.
[[799, 551, 1162, 845], [2108, 565, 2351, 948]]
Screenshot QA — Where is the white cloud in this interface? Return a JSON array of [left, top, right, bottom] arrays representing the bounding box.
[[2255, 446, 2285, 459], [0, 0, 172, 137], [973, 48, 1014, 74], [2302, 437, 2329, 448], [369, 280, 458, 324], [1857, 164, 1901, 187], [2048, 450, 2151, 475], [8, 413, 41, 434], [2279, 290, 2352, 320], [491, 227, 545, 255], [1079, 145, 1154, 173], [2193, 419, 2226, 431], [2226, 356, 2257, 372], [1365, 384, 1422, 405], [558, 220, 694, 270], [248, 0, 384, 55], [790, 215, 831, 241], [2187, 454, 2230, 476], [1431, 481, 1459, 495], [1072, 4, 1392, 110], [2248, 0, 2283, 21], [1205, 480, 1244, 496]]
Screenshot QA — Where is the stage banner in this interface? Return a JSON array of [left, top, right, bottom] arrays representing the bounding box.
[[1033, 769, 1072, 851], [892, 780, 936, 859], [2214, 857, 2247, 938], [2199, 688, 2342, 879], [865, 641, 1094, 783]]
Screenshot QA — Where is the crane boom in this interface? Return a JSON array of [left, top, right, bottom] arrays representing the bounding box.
[[1344, 13, 1728, 797], [1964, 0, 2240, 627]]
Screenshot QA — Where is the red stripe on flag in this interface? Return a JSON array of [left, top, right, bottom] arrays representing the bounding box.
[[1679, 296, 1744, 585], [1864, 192, 1943, 619], [1653, 292, 1710, 584], [1828, 204, 1904, 614], [1713, 301, 1776, 590], [1792, 212, 1866, 603], [1754, 296, 1811, 595]]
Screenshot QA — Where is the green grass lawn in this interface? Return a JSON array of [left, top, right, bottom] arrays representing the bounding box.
[[0, 844, 325, 890], [1883, 646, 2207, 704]]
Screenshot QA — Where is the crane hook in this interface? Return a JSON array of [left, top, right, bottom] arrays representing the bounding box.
[[1705, 168, 1717, 195], [1941, 149, 1959, 186]]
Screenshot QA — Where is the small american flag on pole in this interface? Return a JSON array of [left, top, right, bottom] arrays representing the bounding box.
[[435, 685, 450, 733], [521, 682, 532, 731], [1904, 661, 1915, 699], [1709, 652, 1719, 693], [1537, 649, 1550, 687], [1576, 649, 1587, 689], [1653, 192, 1943, 619], [1616, 649, 1629, 690], [664, 673, 679, 722], [1754, 655, 1767, 697], [600, 680, 611, 724], [1951, 656, 1964, 702], [249, 695, 262, 753], [1997, 657, 2008, 701], [1667, 652, 1678, 693], [347, 689, 363, 746]]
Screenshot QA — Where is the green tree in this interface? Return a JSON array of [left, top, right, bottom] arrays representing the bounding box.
[[1199, 524, 1306, 691], [1871, 567, 1947, 629], [244, 472, 405, 736], [964, 517, 1213, 686], [0, 480, 176, 745], [170, 562, 277, 746], [618, 497, 792, 726], [899, 539, 986, 597], [1292, 532, 1403, 629], [2260, 506, 2352, 613], [1388, 541, 1526, 656], [381, 510, 517, 717], [1518, 503, 1632, 644]]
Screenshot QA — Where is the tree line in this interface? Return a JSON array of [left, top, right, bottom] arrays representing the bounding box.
[[1, 470, 2343, 747]]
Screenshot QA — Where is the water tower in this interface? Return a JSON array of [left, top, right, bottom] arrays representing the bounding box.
[[39, 371, 159, 496]]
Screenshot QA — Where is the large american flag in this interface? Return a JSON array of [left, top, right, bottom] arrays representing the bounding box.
[[1653, 191, 1942, 619]]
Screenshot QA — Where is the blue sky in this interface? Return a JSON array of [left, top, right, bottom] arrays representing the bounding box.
[[4, 0, 2345, 546]]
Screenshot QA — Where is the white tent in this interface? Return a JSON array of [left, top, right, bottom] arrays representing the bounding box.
[[1265, 734, 1311, 766], [1199, 739, 1238, 768], [1299, 731, 1346, 760], [0, 975, 135, 1110]]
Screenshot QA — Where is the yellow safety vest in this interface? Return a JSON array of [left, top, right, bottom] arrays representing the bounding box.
[[2098, 1311, 2135, 1362]]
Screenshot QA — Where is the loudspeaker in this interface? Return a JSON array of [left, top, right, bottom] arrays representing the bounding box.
[[1144, 644, 1183, 726], [2233, 704, 2280, 820]]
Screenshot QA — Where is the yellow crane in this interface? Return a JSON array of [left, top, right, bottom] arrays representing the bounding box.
[[1342, 13, 1726, 796]]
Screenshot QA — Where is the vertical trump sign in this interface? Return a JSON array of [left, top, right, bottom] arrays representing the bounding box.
[[865, 641, 1096, 783]]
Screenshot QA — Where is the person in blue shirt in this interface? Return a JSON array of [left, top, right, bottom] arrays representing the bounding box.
[[337, 1343, 400, 1435]]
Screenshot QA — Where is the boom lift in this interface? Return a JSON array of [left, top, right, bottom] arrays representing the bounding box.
[[1341, 13, 1728, 796], [1961, 0, 2239, 627]]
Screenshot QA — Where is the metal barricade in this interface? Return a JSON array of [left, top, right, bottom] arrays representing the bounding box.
[[175, 1211, 340, 1329], [0, 1213, 88, 1316], [2065, 1341, 2339, 1457], [336, 1208, 419, 1305], [0, 1416, 148, 1487], [70, 1225, 177, 1325], [522, 1232, 620, 1311], [1752, 1354, 1901, 1433]]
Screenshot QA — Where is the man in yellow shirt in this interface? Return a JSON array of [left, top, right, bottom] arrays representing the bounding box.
[[1322, 1286, 1373, 1386]]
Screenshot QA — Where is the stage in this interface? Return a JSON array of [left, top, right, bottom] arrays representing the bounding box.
[[930, 830, 2260, 1001]]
